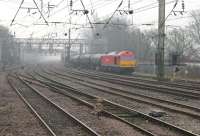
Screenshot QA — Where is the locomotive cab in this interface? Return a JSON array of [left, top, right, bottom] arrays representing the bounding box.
[[70, 50, 137, 74]]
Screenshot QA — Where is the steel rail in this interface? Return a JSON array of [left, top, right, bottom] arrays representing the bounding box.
[[35, 78, 156, 136], [20, 76, 101, 136], [75, 69, 200, 91], [132, 72, 200, 86], [7, 75, 57, 136], [42, 69, 200, 119], [0, 65, 24, 73], [8, 74, 100, 136], [63, 69, 200, 99], [33, 71, 200, 136]]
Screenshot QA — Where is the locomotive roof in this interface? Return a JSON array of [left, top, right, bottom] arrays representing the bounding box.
[[71, 50, 134, 58], [107, 50, 134, 56], [117, 50, 134, 55]]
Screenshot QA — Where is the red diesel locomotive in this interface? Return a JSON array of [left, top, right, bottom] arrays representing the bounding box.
[[70, 50, 137, 73]]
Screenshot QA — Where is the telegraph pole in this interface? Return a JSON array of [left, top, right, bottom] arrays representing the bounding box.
[[157, 0, 165, 80]]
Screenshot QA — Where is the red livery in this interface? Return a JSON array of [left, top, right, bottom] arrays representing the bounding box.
[[101, 55, 115, 65], [70, 50, 137, 73]]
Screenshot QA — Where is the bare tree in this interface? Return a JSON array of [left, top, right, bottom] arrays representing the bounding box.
[[83, 17, 155, 62], [189, 11, 200, 45], [165, 28, 193, 57], [0, 25, 18, 65]]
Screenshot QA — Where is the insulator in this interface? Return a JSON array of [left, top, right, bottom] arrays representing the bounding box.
[[182, 0, 185, 11], [173, 11, 177, 16], [128, 10, 133, 14], [96, 33, 100, 36], [128, 0, 130, 9], [70, 0, 73, 7], [83, 10, 89, 15]]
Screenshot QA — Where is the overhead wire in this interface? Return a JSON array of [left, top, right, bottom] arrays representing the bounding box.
[[8, 0, 152, 28], [137, 8, 200, 28], [7, 0, 198, 38], [45, 0, 65, 14], [32, 0, 48, 25], [47, 5, 68, 18], [130, 0, 146, 5], [133, 0, 175, 14], [10, 0, 24, 26], [103, 0, 123, 29], [79, 0, 93, 28], [159, 0, 178, 28], [85, 0, 113, 9], [86, 0, 107, 8], [89, 0, 94, 13], [93, 0, 118, 9]]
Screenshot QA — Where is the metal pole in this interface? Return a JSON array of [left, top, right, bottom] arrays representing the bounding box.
[[64, 43, 66, 64], [40, 0, 43, 18], [41, 0, 43, 12], [22, 44, 24, 64], [79, 43, 83, 56], [157, 0, 165, 80], [66, 28, 71, 63]]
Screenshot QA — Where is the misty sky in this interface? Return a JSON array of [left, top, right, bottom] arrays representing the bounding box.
[[0, 0, 199, 38]]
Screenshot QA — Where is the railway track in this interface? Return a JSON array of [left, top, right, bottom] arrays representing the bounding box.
[[29, 70, 200, 136], [7, 74, 100, 136], [61, 68, 200, 99], [76, 69, 200, 91], [21, 73, 155, 136], [132, 72, 200, 87], [41, 69, 200, 119], [0, 65, 24, 73]]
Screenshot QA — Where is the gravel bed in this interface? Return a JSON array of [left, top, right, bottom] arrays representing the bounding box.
[[60, 70, 200, 108], [41, 72, 200, 135], [0, 72, 49, 136], [32, 82, 145, 136], [11, 76, 95, 136]]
